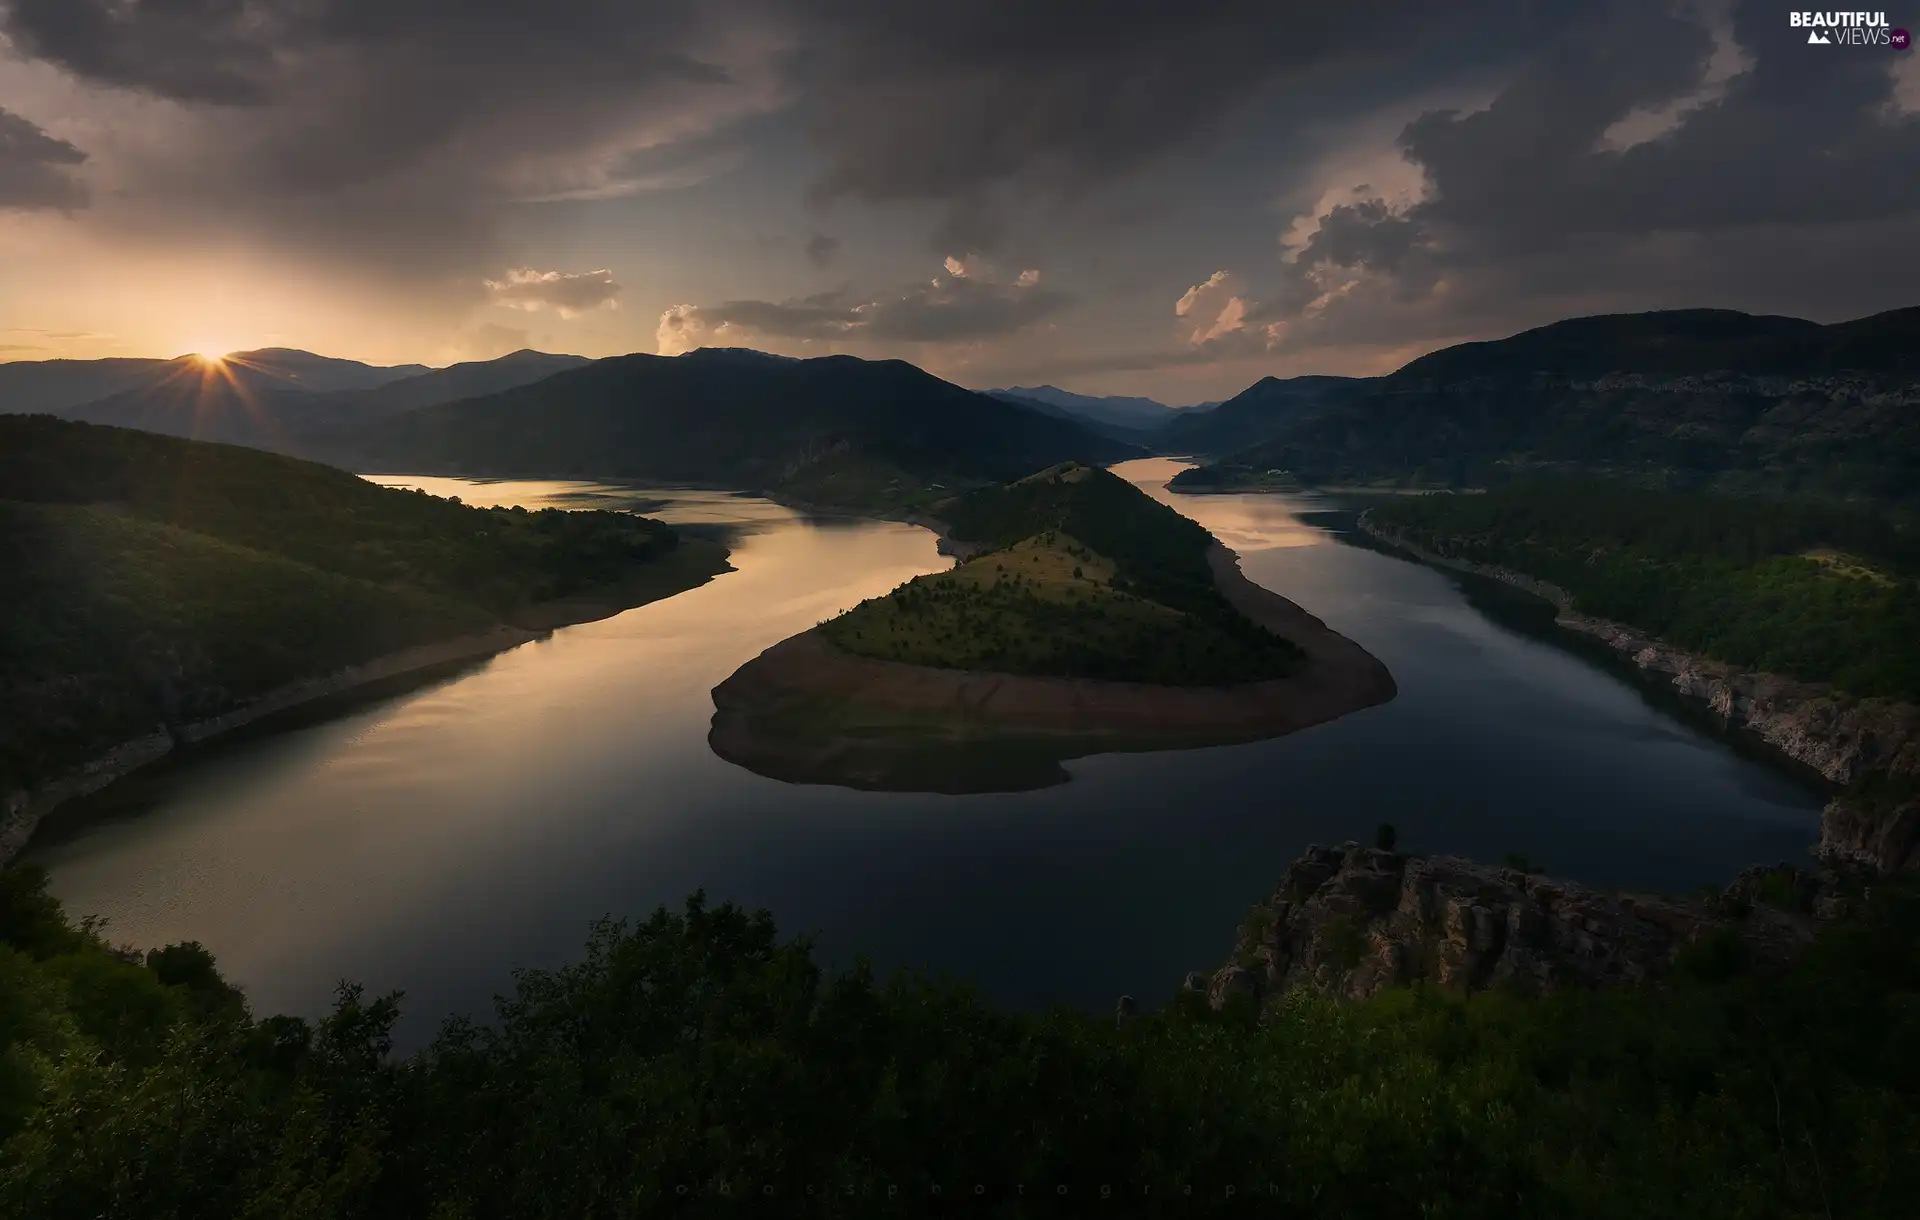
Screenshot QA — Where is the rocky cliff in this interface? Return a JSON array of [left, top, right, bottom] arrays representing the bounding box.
[[1360, 517, 1920, 872], [1186, 843, 1870, 1011]]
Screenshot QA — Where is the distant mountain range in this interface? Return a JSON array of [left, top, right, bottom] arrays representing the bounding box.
[[318, 348, 1143, 512], [0, 347, 434, 417], [985, 385, 1217, 435], [0, 349, 589, 452], [1174, 306, 1920, 502], [11, 303, 1917, 510]]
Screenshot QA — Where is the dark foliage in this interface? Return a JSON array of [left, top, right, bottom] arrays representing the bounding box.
[[2, 865, 1918, 1215], [1180, 306, 1920, 502], [0, 417, 704, 792], [1368, 482, 1920, 702]]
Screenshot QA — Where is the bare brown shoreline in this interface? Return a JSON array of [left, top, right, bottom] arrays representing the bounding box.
[[708, 544, 1397, 792]]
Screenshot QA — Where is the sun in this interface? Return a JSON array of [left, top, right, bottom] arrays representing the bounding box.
[[189, 349, 230, 366]]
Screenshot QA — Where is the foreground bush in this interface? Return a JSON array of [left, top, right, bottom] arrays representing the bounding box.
[[2, 864, 1917, 1217]]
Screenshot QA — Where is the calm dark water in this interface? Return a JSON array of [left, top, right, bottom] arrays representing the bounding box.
[[30, 459, 1824, 1046]]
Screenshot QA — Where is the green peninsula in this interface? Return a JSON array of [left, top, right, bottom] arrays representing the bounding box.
[[710, 463, 1393, 791], [823, 463, 1304, 684]]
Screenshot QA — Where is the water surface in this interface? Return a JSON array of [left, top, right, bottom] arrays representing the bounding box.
[[31, 459, 1823, 1045]]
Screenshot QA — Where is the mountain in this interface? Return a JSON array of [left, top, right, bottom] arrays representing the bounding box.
[[0, 348, 430, 418], [0, 357, 177, 415], [985, 390, 1156, 446], [338, 350, 593, 412], [1157, 375, 1365, 456], [221, 348, 432, 392], [46, 349, 588, 453], [1175, 306, 1920, 501], [326, 350, 1146, 512], [985, 385, 1212, 433]]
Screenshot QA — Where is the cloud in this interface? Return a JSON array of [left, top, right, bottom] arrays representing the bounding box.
[[484, 268, 622, 317], [1175, 271, 1229, 318], [805, 232, 840, 266], [796, 2, 1539, 203], [0, 106, 89, 210], [1239, 0, 1920, 355], [655, 259, 1070, 353], [0, 0, 789, 290]]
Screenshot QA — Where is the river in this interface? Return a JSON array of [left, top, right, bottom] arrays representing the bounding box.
[[27, 458, 1824, 1046]]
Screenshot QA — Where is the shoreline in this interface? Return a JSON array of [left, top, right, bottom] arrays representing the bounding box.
[[1355, 514, 1920, 871], [0, 539, 734, 865], [707, 543, 1397, 792]]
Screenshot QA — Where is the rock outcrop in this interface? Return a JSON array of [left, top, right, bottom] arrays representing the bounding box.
[[1188, 843, 1869, 1011]]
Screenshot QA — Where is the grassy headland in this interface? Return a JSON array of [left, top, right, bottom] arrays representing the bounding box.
[[710, 463, 1391, 792], [822, 462, 1304, 685], [0, 416, 729, 800]]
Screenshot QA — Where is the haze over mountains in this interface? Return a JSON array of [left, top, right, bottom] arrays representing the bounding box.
[[4, 302, 1916, 507], [0, 348, 589, 453], [984, 386, 1217, 434]]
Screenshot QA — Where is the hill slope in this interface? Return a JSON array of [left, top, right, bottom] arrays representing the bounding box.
[[822, 463, 1303, 684], [328, 349, 1144, 511], [1158, 374, 1365, 457], [0, 417, 726, 799], [1176, 306, 1920, 500]]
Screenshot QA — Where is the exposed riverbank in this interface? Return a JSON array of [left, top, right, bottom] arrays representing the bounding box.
[[1358, 514, 1920, 871], [1, 538, 733, 865], [707, 543, 1396, 793]]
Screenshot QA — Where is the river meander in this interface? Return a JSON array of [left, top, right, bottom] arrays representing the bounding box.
[[28, 459, 1824, 1046]]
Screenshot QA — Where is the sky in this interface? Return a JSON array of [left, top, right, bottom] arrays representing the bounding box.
[[1, 0, 1916, 402]]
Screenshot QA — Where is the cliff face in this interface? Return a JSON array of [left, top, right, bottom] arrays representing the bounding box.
[[1187, 844, 1867, 1011], [1360, 519, 1920, 872]]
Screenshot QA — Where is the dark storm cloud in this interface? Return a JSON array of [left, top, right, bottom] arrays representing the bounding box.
[[702, 290, 859, 340], [790, 0, 1567, 206], [0, 0, 774, 287], [0, 106, 88, 210], [1244, 0, 1920, 355], [804, 232, 840, 267], [1, 0, 286, 105], [0, 0, 1578, 287]]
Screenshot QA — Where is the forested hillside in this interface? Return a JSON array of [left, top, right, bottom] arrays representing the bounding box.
[[1173, 307, 1920, 501], [0, 417, 723, 795], [1365, 483, 1920, 702]]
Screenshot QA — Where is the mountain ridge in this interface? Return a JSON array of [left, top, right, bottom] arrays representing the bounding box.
[[1173, 305, 1920, 500], [321, 351, 1144, 512]]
